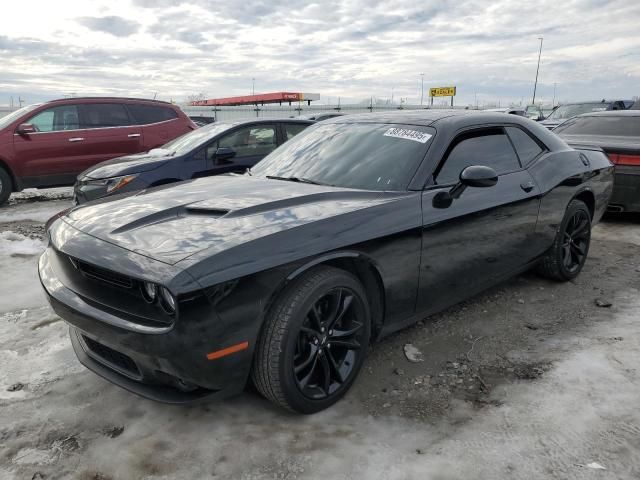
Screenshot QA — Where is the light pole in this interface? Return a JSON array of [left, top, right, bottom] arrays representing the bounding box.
[[252, 78, 255, 96], [420, 73, 424, 106], [532, 36, 543, 105], [552, 82, 557, 106]]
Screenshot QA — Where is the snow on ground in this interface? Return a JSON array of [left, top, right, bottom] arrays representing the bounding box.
[[0, 192, 639, 480]]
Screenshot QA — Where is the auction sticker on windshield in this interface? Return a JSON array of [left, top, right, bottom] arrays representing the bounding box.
[[384, 128, 432, 143]]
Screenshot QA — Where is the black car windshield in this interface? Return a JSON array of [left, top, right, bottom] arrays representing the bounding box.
[[160, 122, 234, 155], [0, 104, 41, 130], [546, 103, 609, 121], [555, 116, 640, 137], [251, 123, 434, 191]]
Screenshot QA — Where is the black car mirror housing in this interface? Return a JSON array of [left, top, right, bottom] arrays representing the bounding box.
[[433, 165, 498, 208], [215, 147, 236, 161]]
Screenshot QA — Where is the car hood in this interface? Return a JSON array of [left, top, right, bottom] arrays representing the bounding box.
[[559, 134, 640, 153], [80, 149, 176, 179], [60, 176, 407, 265]]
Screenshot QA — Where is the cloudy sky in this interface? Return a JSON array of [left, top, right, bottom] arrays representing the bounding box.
[[1, 0, 639, 107]]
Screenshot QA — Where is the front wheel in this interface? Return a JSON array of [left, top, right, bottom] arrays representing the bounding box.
[[0, 167, 12, 206], [536, 199, 591, 281], [252, 266, 371, 413]]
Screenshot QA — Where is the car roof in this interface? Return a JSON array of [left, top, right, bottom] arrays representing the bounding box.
[[44, 97, 177, 106], [327, 109, 535, 127], [558, 100, 631, 106], [575, 110, 640, 117]]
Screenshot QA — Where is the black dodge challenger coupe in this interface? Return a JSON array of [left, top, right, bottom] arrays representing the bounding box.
[[39, 110, 614, 413]]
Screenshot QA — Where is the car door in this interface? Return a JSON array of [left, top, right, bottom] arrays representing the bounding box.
[[78, 103, 143, 169], [416, 126, 541, 314], [12, 103, 89, 186], [208, 124, 278, 174]]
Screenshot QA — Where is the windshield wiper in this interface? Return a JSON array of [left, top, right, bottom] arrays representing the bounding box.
[[266, 175, 329, 186]]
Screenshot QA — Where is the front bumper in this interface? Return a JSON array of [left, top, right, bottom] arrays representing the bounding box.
[[38, 238, 255, 404], [609, 167, 640, 212]]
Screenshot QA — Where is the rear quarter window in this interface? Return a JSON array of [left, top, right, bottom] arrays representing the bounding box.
[[127, 105, 178, 125], [506, 127, 545, 165]]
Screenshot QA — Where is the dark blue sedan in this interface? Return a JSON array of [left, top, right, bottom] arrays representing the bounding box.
[[73, 118, 313, 204]]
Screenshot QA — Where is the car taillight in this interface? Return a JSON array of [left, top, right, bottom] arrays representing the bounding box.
[[608, 153, 640, 166]]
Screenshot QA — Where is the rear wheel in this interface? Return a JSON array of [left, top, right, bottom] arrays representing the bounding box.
[[252, 266, 371, 413], [536, 199, 591, 281], [0, 167, 12, 206]]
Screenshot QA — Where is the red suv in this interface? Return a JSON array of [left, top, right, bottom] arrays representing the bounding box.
[[0, 97, 196, 204]]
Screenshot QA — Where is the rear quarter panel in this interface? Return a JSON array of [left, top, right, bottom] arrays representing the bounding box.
[[142, 117, 192, 150], [530, 148, 613, 248]]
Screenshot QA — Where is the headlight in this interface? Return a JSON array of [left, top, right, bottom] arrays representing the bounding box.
[[141, 281, 157, 303], [160, 287, 176, 314], [106, 175, 138, 193]]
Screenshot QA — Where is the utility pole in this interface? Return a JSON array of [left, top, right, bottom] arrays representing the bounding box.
[[420, 73, 424, 106], [252, 78, 255, 96], [532, 36, 543, 105], [552, 82, 557, 106]]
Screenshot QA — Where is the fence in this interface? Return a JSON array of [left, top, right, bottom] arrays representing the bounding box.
[[180, 102, 467, 122]]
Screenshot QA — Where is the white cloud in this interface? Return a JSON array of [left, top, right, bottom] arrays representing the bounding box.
[[0, 0, 639, 106]]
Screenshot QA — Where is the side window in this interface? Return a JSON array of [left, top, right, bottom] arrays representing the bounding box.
[[435, 128, 520, 185], [28, 105, 79, 132], [283, 123, 308, 140], [506, 127, 544, 165], [217, 125, 277, 160], [81, 104, 131, 128], [127, 105, 178, 125]]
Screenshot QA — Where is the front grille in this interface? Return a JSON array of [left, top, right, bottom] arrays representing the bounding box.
[[82, 336, 141, 378], [71, 257, 134, 289]]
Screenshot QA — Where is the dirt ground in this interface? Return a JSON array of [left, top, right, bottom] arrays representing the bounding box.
[[1, 189, 639, 480]]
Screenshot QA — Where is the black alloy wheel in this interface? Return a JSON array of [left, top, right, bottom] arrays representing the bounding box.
[[293, 287, 365, 400], [252, 266, 371, 413], [537, 199, 592, 281], [561, 209, 590, 274]]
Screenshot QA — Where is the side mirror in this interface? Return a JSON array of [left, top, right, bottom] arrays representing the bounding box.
[[17, 123, 36, 135], [459, 165, 498, 189], [215, 147, 236, 161], [433, 165, 498, 208]]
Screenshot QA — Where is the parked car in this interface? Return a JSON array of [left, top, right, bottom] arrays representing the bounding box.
[[40, 110, 613, 413], [73, 118, 314, 204], [484, 107, 526, 116], [540, 100, 633, 130], [555, 110, 640, 212], [297, 112, 345, 121], [189, 116, 216, 127], [0, 97, 195, 205]]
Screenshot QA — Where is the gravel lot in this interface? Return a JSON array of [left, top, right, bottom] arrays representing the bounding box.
[[1, 190, 639, 480]]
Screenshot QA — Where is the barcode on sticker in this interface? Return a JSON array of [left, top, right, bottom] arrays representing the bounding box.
[[383, 128, 432, 143]]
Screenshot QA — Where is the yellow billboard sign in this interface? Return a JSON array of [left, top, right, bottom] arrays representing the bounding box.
[[429, 86, 456, 97]]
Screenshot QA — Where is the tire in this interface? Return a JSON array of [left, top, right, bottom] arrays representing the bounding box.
[[536, 199, 591, 281], [252, 266, 371, 413], [0, 167, 12, 206]]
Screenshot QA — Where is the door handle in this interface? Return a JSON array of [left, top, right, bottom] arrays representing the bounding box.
[[68, 137, 84, 142], [127, 133, 141, 138], [520, 181, 535, 193]]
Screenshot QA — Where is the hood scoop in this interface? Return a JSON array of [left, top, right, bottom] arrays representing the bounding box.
[[183, 205, 230, 216], [110, 204, 229, 235]]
